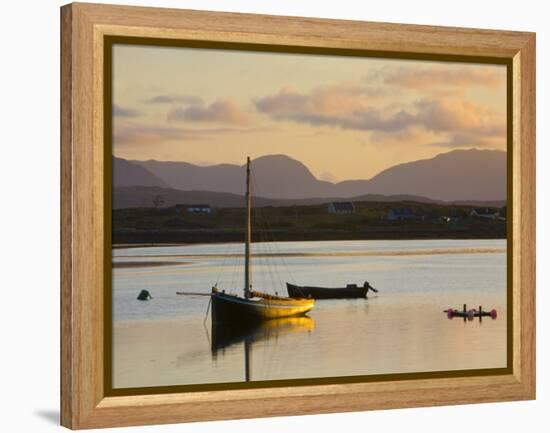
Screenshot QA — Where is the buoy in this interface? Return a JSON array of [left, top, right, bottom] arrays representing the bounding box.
[[443, 305, 497, 321], [137, 289, 152, 301]]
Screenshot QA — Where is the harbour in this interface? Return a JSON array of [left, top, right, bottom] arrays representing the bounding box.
[[112, 238, 506, 388]]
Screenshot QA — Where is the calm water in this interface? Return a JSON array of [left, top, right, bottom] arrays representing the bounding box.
[[112, 239, 507, 388]]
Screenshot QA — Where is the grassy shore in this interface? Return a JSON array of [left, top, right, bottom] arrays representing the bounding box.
[[113, 200, 506, 244]]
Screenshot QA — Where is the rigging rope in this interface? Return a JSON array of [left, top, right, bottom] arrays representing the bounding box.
[[250, 171, 301, 296], [250, 173, 291, 294]]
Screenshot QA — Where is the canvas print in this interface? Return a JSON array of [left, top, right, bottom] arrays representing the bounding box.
[[110, 43, 508, 389]]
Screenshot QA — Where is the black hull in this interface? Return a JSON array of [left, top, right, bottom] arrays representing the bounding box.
[[287, 283, 368, 299], [211, 293, 262, 325], [211, 291, 314, 325]]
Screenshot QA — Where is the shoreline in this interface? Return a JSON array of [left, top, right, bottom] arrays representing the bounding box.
[[113, 229, 506, 246], [113, 260, 189, 268], [113, 237, 506, 250], [113, 247, 506, 259]]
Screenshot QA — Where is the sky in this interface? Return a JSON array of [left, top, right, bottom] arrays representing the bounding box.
[[112, 44, 507, 181]]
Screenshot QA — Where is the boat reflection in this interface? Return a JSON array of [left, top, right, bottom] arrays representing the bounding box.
[[211, 316, 315, 358], [210, 315, 315, 381]]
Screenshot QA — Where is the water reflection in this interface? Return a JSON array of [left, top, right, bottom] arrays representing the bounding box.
[[210, 316, 315, 381], [112, 240, 507, 387], [211, 316, 315, 355]]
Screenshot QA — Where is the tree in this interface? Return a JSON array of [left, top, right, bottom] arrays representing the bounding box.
[[152, 194, 165, 209]]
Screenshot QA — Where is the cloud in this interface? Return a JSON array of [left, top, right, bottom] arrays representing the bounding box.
[[113, 120, 271, 147], [114, 123, 204, 146], [413, 98, 505, 136], [113, 104, 141, 118], [274, 109, 415, 132], [145, 94, 203, 105], [429, 132, 504, 148], [255, 83, 383, 119], [255, 88, 309, 116], [255, 87, 403, 131], [255, 84, 505, 149], [167, 99, 250, 124], [371, 127, 503, 149], [256, 87, 414, 132], [382, 65, 504, 89], [369, 127, 436, 147]]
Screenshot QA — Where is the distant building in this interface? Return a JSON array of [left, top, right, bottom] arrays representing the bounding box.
[[328, 202, 355, 215], [441, 215, 460, 223], [499, 206, 507, 221], [176, 204, 212, 214], [470, 208, 498, 220], [386, 208, 417, 221]]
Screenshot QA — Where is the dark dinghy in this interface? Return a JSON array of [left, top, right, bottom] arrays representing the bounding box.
[[286, 281, 378, 299]]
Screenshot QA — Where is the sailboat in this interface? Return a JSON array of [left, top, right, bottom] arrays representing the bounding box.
[[179, 156, 315, 324]]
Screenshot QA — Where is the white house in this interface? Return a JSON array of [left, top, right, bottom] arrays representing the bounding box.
[[470, 208, 498, 220]]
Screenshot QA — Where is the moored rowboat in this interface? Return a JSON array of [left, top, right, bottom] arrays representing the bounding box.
[[286, 282, 378, 299]]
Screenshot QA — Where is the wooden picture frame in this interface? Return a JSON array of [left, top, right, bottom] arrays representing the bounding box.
[[60, 2, 535, 429]]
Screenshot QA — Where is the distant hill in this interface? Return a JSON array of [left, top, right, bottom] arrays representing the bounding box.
[[113, 186, 279, 209], [133, 155, 335, 199], [344, 149, 506, 201], [113, 157, 166, 188], [120, 149, 506, 202], [113, 186, 505, 210]]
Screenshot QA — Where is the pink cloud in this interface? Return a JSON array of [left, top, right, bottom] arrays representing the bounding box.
[[167, 99, 250, 125], [113, 120, 272, 148], [113, 104, 141, 118], [255, 81, 505, 149], [383, 65, 504, 89], [255, 83, 383, 119], [414, 98, 505, 136], [145, 94, 203, 105]]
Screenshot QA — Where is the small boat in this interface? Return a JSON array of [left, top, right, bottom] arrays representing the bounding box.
[[286, 281, 378, 299], [444, 304, 497, 321], [178, 157, 315, 325]]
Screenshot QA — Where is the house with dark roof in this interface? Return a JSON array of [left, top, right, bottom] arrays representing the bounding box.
[[327, 201, 355, 215], [176, 204, 212, 214], [386, 208, 417, 221]]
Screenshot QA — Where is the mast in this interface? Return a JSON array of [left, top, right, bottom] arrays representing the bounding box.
[[244, 338, 251, 382], [244, 156, 252, 298]]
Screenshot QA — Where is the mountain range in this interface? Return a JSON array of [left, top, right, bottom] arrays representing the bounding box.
[[112, 149, 506, 208], [113, 156, 167, 188]]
